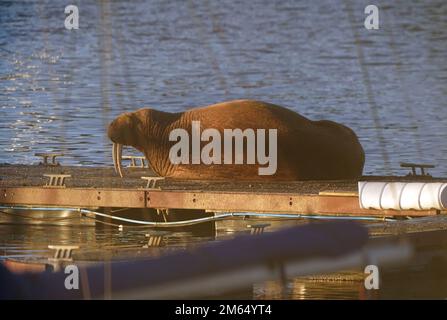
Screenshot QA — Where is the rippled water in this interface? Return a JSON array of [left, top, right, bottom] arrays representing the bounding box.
[[1, 0, 447, 299], [0, 0, 446, 175]]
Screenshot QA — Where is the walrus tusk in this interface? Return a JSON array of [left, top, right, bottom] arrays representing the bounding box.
[[112, 143, 123, 178]]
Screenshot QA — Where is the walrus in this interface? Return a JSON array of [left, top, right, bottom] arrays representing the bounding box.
[[108, 99, 365, 180]]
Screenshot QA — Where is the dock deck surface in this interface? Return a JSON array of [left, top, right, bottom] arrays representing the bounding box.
[[0, 164, 361, 193], [1, 164, 446, 217]]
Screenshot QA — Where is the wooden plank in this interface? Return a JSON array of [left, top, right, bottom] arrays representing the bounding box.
[[146, 190, 437, 217], [0, 186, 439, 216], [0, 187, 146, 208]]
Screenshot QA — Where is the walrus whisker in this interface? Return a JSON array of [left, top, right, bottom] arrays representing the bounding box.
[[112, 143, 124, 178]]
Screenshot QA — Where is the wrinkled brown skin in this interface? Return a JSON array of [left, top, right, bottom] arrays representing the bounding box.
[[107, 99, 365, 180]]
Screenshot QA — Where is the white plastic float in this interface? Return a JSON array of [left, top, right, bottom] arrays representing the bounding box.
[[358, 181, 447, 211]]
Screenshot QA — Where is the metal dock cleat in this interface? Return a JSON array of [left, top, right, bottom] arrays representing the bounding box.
[[122, 155, 149, 168], [247, 223, 271, 235], [35, 153, 64, 166], [144, 231, 171, 248], [48, 245, 79, 262], [43, 174, 71, 188], [141, 176, 165, 189], [400, 162, 435, 177]]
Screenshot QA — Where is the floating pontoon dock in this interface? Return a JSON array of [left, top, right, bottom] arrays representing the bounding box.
[[1, 164, 445, 217]]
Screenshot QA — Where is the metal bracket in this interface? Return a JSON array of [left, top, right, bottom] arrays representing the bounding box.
[[400, 162, 435, 177], [123, 156, 149, 168], [144, 231, 171, 248], [141, 176, 165, 189], [44, 174, 71, 188], [156, 208, 169, 222], [48, 245, 79, 262], [247, 223, 271, 235], [35, 153, 64, 166]]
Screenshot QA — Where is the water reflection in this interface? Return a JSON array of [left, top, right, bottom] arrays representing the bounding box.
[[254, 279, 365, 300]]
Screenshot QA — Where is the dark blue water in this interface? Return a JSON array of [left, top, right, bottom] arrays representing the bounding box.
[[0, 0, 446, 176]]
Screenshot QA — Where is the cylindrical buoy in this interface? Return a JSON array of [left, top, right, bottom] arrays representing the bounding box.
[[358, 181, 447, 210]]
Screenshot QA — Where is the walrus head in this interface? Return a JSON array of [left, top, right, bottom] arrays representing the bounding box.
[[108, 110, 149, 177]]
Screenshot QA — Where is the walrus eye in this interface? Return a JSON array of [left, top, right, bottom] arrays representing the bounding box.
[[112, 142, 123, 178]]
